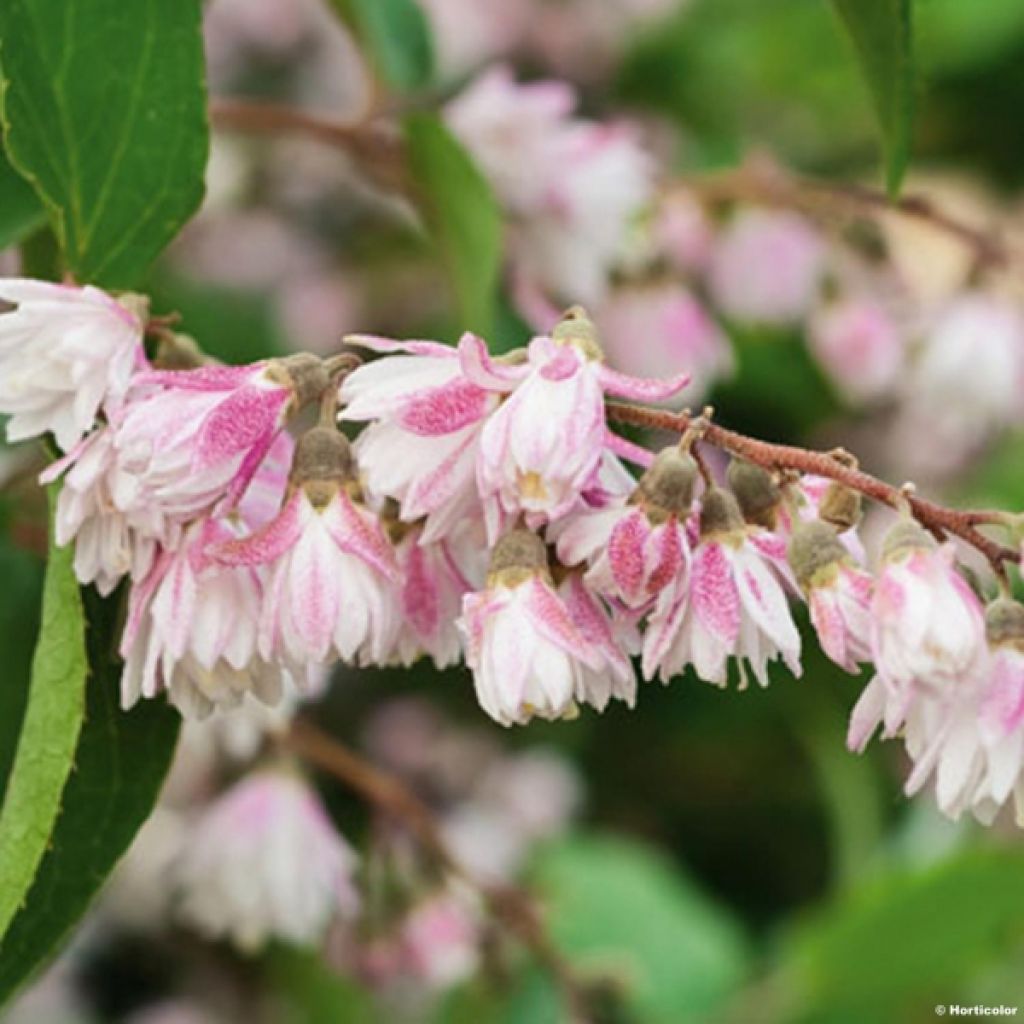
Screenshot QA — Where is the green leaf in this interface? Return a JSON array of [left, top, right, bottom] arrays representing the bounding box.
[[0, 146, 43, 250], [781, 849, 1024, 1022], [332, 0, 434, 91], [404, 112, 503, 338], [0, 487, 87, 941], [267, 946, 378, 1024], [0, 0, 208, 287], [532, 834, 750, 1023], [831, 0, 914, 196], [0, 586, 180, 1005]]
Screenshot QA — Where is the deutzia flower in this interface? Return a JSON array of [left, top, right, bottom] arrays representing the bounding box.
[[462, 308, 688, 540], [175, 768, 360, 951], [339, 335, 498, 543], [120, 517, 281, 719], [643, 486, 802, 687], [458, 528, 607, 726], [0, 279, 146, 450], [787, 519, 873, 673], [114, 354, 329, 521], [213, 425, 400, 672]]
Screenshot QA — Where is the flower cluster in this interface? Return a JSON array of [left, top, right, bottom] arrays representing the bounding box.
[[3, 278, 1024, 829]]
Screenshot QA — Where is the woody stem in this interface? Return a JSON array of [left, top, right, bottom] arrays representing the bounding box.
[[606, 402, 1018, 577]]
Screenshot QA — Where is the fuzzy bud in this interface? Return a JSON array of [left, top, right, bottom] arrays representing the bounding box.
[[787, 519, 848, 591], [487, 528, 549, 586], [551, 305, 602, 361], [726, 459, 781, 529], [635, 447, 698, 522], [699, 486, 746, 538], [269, 353, 332, 409], [152, 332, 207, 370], [290, 427, 355, 497], [986, 597, 1024, 651], [818, 482, 863, 532], [881, 518, 935, 561]]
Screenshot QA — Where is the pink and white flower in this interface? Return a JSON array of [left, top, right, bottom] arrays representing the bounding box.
[[0, 279, 146, 450], [708, 208, 825, 327], [643, 488, 802, 687], [214, 427, 400, 671], [120, 517, 281, 719], [808, 295, 905, 404], [870, 524, 986, 693], [458, 529, 606, 726], [554, 446, 697, 614], [787, 520, 873, 673], [114, 356, 325, 522], [175, 768, 359, 950], [399, 888, 482, 990], [339, 334, 498, 543], [386, 521, 485, 669], [460, 315, 687, 539]]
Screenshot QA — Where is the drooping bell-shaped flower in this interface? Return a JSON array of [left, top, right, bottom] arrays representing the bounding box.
[[462, 308, 688, 540], [458, 528, 608, 726], [339, 334, 498, 543], [0, 279, 147, 451], [175, 767, 360, 951], [120, 517, 281, 719], [643, 486, 802, 687], [115, 354, 329, 522], [554, 444, 696, 615], [787, 519, 873, 673], [213, 425, 400, 673]]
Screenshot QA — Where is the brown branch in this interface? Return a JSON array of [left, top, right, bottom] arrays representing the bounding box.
[[679, 154, 1011, 271], [209, 97, 410, 194], [607, 402, 1019, 575], [285, 717, 592, 1020]]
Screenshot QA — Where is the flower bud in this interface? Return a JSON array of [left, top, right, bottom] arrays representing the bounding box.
[[290, 426, 355, 503], [551, 305, 603, 361], [487, 528, 549, 586], [726, 459, 780, 529], [787, 519, 847, 591], [986, 597, 1024, 651], [699, 486, 746, 539], [818, 482, 863, 532], [634, 446, 698, 522], [152, 332, 207, 370], [268, 352, 332, 409], [881, 518, 935, 561]]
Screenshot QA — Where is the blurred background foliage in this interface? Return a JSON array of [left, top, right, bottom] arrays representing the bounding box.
[[4, 0, 1024, 1021]]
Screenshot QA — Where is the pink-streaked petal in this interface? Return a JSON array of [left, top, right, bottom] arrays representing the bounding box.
[[213, 492, 306, 567], [605, 429, 654, 469], [607, 510, 648, 605], [523, 578, 602, 669], [457, 333, 527, 392], [596, 364, 690, 402], [691, 542, 741, 645], [396, 377, 492, 436], [132, 363, 265, 392], [194, 387, 286, 469], [322, 493, 400, 582]]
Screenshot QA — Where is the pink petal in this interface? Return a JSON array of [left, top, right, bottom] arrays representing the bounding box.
[[397, 377, 492, 436], [596, 364, 690, 402], [523, 578, 602, 669], [213, 491, 306, 567], [691, 542, 741, 646], [321, 493, 399, 582], [345, 334, 457, 358], [457, 333, 527, 392]]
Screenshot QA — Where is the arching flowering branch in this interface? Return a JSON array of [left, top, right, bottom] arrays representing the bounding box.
[[605, 401, 1019, 576]]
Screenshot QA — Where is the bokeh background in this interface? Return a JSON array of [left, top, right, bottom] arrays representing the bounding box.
[[5, 0, 1024, 1022]]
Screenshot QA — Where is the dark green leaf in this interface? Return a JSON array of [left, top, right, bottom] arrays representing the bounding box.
[[0, 146, 43, 250], [532, 834, 749, 1023], [404, 112, 502, 338], [831, 0, 914, 196], [332, 0, 434, 91], [0, 0, 208, 286], [0, 586, 180, 1005], [0, 486, 87, 942], [781, 849, 1024, 1021]]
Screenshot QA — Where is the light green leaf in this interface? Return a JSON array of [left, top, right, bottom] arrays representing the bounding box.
[[532, 834, 749, 1023], [831, 0, 914, 196], [404, 112, 502, 338], [0, 487, 86, 941], [0, 146, 43, 250], [0, 585, 180, 1004], [332, 0, 434, 91], [0, 0, 208, 287], [781, 849, 1024, 1021]]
